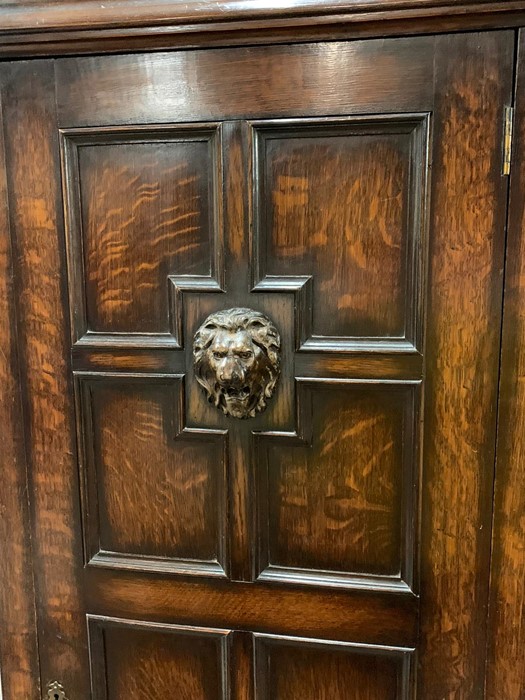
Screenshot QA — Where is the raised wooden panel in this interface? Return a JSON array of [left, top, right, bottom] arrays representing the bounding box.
[[184, 291, 296, 433], [257, 381, 420, 590], [88, 616, 230, 700], [76, 373, 227, 576], [255, 634, 413, 699], [252, 115, 429, 351], [61, 124, 223, 346]]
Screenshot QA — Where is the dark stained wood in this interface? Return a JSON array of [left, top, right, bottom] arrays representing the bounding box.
[[0, 81, 40, 700], [255, 635, 411, 699], [221, 122, 254, 582], [254, 116, 428, 347], [2, 61, 91, 698], [71, 346, 187, 374], [0, 28, 517, 700], [485, 29, 525, 700], [88, 617, 230, 700], [76, 374, 227, 576], [61, 126, 220, 340], [257, 382, 420, 591], [70, 343, 424, 381], [0, 1, 524, 57], [85, 570, 418, 647], [2, 0, 523, 33], [55, 39, 436, 127], [295, 352, 423, 380], [231, 632, 255, 700], [418, 33, 513, 698]]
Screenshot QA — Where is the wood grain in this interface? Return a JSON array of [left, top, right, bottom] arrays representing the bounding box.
[[485, 29, 525, 700], [295, 352, 423, 380], [0, 30, 516, 698], [86, 570, 418, 647], [0, 78, 40, 700], [80, 377, 226, 567], [255, 635, 408, 700], [89, 616, 229, 700], [55, 39, 435, 127], [0, 1, 524, 58], [2, 61, 91, 697], [418, 32, 513, 698], [72, 346, 186, 374], [81, 140, 211, 333], [62, 127, 219, 339], [231, 632, 255, 700], [256, 118, 427, 342], [1, 0, 523, 33], [259, 383, 417, 582]]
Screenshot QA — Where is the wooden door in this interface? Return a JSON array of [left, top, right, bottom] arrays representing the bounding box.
[[0, 32, 513, 699]]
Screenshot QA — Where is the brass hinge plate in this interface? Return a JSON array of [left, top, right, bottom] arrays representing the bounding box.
[[503, 105, 514, 176]]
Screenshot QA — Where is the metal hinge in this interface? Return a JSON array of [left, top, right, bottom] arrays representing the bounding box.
[[503, 105, 514, 176], [45, 681, 68, 700]]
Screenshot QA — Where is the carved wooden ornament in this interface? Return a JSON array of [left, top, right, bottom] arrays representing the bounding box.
[[193, 308, 281, 418]]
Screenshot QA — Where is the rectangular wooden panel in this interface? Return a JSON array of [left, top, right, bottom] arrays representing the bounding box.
[[257, 381, 420, 591], [252, 115, 429, 351], [254, 634, 412, 699], [88, 616, 230, 700], [61, 124, 223, 346], [76, 373, 227, 576], [485, 29, 525, 700], [86, 571, 417, 647], [55, 39, 436, 127]]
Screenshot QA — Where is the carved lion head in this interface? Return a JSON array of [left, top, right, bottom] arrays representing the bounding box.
[[193, 308, 281, 419]]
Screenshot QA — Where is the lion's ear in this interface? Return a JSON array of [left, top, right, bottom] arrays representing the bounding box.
[[194, 330, 215, 352]]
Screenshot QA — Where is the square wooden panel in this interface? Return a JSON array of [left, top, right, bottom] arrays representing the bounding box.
[[254, 634, 413, 699], [251, 115, 429, 352], [257, 381, 421, 591], [60, 124, 223, 346], [75, 373, 228, 577], [88, 616, 230, 700]]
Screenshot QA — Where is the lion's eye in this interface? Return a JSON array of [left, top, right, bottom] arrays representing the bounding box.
[[237, 351, 253, 360], [213, 351, 226, 359]]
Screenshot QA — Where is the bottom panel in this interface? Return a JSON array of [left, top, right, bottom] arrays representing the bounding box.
[[255, 634, 413, 699], [88, 616, 230, 699]]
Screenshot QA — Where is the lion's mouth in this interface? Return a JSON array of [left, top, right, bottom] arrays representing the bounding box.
[[222, 386, 250, 402]]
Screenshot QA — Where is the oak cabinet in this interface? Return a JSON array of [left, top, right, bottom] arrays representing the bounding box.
[[1, 4, 525, 699]]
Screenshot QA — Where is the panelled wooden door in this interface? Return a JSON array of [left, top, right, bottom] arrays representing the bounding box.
[[0, 32, 513, 699]]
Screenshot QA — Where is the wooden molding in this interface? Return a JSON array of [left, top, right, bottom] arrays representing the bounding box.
[[0, 0, 524, 56]]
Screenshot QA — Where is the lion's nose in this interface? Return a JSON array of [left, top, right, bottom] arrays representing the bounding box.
[[218, 358, 245, 385]]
